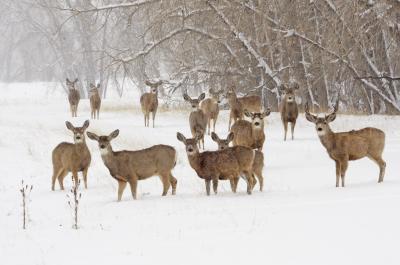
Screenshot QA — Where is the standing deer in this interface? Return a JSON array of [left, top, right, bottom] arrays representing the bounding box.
[[200, 89, 223, 135], [226, 86, 262, 131], [305, 102, 386, 187], [183, 93, 207, 149], [231, 109, 271, 151], [89, 83, 101, 119], [51, 120, 91, 191], [87, 130, 177, 201], [279, 83, 299, 141], [66, 78, 80, 117], [140, 80, 162, 127], [211, 132, 265, 191], [177, 132, 254, 195]]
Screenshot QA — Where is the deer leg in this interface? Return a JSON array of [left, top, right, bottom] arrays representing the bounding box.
[[72, 170, 79, 187], [160, 174, 171, 196], [152, 111, 156, 128], [117, 180, 127, 201], [212, 177, 219, 195], [213, 117, 217, 133], [340, 159, 348, 187], [228, 114, 232, 132], [52, 167, 63, 191], [169, 173, 177, 195], [57, 170, 68, 190], [335, 160, 341, 187], [257, 173, 264, 192], [128, 178, 138, 200], [291, 121, 296, 140], [205, 179, 211, 196], [283, 121, 288, 141], [229, 178, 236, 193], [251, 173, 257, 190], [243, 171, 253, 195], [82, 167, 89, 189], [233, 177, 239, 192], [377, 158, 386, 183], [207, 118, 211, 135]]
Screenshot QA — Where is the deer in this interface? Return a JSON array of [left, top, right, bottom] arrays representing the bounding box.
[[226, 86, 262, 131], [230, 109, 271, 151], [51, 120, 91, 191], [305, 101, 386, 187], [87, 129, 177, 201], [279, 83, 299, 141], [89, 83, 101, 119], [211, 132, 265, 191], [199, 88, 224, 135], [66, 78, 80, 117], [177, 132, 255, 195], [140, 80, 162, 127], [183, 92, 207, 149]]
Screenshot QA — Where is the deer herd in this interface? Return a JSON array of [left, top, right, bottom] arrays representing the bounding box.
[[54, 78, 387, 201]]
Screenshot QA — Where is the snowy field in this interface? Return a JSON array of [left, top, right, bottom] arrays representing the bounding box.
[[1, 83, 400, 265]]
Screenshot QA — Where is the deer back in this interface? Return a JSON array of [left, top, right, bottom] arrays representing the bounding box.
[[238, 95, 262, 112]]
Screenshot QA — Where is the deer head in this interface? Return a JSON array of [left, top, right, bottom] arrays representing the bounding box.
[[87, 129, 119, 155], [145, 80, 162, 93], [176, 132, 201, 156], [66, 78, 79, 90], [209, 88, 224, 104], [305, 101, 338, 136], [211, 132, 234, 150], [65, 120, 89, 144], [244, 109, 271, 129], [183, 93, 206, 110], [280, 83, 299, 103]]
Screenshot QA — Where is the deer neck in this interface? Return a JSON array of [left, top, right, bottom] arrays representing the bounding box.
[[187, 153, 202, 172], [318, 127, 335, 151]]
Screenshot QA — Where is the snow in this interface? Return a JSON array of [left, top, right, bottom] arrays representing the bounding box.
[[1, 82, 400, 265]]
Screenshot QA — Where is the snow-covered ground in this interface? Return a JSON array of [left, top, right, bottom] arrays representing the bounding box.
[[1, 83, 399, 265]]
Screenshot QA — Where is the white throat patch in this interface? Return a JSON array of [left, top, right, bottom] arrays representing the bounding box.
[[100, 148, 109, 155]]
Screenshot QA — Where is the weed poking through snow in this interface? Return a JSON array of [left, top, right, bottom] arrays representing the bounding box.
[[20, 180, 33, 229]]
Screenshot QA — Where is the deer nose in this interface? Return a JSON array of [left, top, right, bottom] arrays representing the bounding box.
[[188, 148, 193, 152], [254, 122, 260, 126], [100, 144, 106, 149], [76, 136, 81, 140], [317, 127, 323, 131]]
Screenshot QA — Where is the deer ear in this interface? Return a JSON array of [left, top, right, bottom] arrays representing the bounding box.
[[74, 78, 78, 83], [244, 109, 252, 118], [198, 93, 205, 101], [262, 108, 271, 117], [227, 132, 234, 142], [326, 113, 336, 123], [65, 121, 74, 130], [183, 94, 191, 101], [86, 131, 99, 141], [82, 120, 89, 129], [211, 132, 219, 142], [97, 83, 100, 89], [108, 129, 119, 140], [66, 78, 71, 84], [176, 132, 186, 143]]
